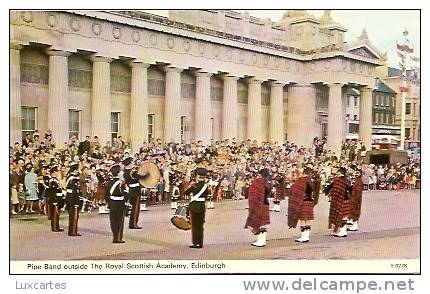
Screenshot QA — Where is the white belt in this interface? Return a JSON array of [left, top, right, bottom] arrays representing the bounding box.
[[128, 183, 140, 188], [191, 198, 205, 202], [56, 193, 63, 196], [66, 189, 73, 193], [110, 196, 124, 201]]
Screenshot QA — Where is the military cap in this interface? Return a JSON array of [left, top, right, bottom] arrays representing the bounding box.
[[110, 164, 121, 176], [122, 157, 133, 166], [195, 167, 209, 176]]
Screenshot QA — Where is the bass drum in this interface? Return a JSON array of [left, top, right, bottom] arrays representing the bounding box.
[[171, 205, 191, 230]]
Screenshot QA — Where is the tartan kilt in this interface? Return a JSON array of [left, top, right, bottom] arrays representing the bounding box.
[[340, 200, 351, 219], [96, 185, 106, 201], [299, 201, 314, 220]]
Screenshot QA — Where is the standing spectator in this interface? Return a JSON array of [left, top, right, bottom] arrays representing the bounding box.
[[24, 163, 39, 213], [78, 135, 91, 156]]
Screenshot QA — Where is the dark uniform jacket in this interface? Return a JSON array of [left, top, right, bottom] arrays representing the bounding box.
[[47, 177, 62, 205], [66, 174, 81, 207], [184, 181, 208, 214], [106, 177, 124, 199]]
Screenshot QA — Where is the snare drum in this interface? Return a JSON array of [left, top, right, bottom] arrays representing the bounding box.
[[171, 205, 191, 230]]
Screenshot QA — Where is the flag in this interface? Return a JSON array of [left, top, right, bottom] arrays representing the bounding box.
[[397, 43, 414, 53]]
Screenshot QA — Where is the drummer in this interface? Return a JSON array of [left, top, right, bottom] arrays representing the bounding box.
[[184, 167, 209, 249]]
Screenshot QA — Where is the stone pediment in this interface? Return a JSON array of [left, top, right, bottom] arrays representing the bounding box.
[[349, 46, 380, 59]]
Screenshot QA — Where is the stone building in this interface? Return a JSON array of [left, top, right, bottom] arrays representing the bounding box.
[[10, 10, 387, 155], [383, 68, 420, 148], [371, 78, 400, 146]]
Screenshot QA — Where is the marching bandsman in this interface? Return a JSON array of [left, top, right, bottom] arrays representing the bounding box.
[[66, 162, 82, 236], [122, 157, 142, 229], [184, 167, 209, 249], [47, 165, 64, 232], [272, 173, 286, 213], [288, 166, 317, 243], [170, 182, 180, 210], [347, 167, 364, 232], [207, 174, 219, 209], [106, 164, 126, 243], [140, 187, 149, 211], [244, 169, 271, 247], [328, 166, 352, 237]]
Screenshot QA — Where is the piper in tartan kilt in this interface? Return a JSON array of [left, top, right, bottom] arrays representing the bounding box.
[[271, 172, 285, 213], [347, 169, 364, 232], [244, 168, 271, 247], [288, 166, 318, 243], [328, 167, 352, 238]]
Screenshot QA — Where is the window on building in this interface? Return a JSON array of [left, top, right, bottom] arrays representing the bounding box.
[[111, 112, 120, 142], [353, 115, 357, 121], [69, 110, 80, 139], [354, 96, 358, 107], [405, 103, 411, 115], [348, 123, 359, 134], [413, 103, 416, 115], [148, 114, 155, 142], [405, 128, 411, 139], [21, 107, 37, 138]]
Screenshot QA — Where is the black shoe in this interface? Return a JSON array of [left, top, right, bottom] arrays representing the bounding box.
[[129, 226, 142, 229], [54, 228, 64, 232], [113, 240, 125, 243]]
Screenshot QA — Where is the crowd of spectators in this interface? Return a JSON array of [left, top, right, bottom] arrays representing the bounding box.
[[9, 131, 420, 216]]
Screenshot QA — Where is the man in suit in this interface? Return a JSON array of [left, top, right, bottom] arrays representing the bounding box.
[[184, 167, 209, 249]]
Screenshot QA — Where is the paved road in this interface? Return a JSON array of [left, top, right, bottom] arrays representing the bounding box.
[[10, 189, 420, 261]]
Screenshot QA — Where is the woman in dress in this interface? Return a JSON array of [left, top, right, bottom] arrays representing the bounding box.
[[24, 163, 39, 213]]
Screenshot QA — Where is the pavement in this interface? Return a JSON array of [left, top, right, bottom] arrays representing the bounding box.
[[10, 189, 420, 261]]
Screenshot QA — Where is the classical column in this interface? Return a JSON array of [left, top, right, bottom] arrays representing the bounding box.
[[222, 75, 239, 140], [164, 66, 183, 143], [91, 56, 112, 147], [195, 71, 212, 144], [327, 83, 344, 157], [247, 78, 263, 143], [286, 84, 317, 147], [10, 43, 23, 145], [359, 87, 373, 150], [130, 61, 150, 152], [47, 50, 72, 147], [269, 81, 285, 143]]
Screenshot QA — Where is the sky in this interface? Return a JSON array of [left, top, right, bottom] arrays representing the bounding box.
[[145, 10, 420, 68]]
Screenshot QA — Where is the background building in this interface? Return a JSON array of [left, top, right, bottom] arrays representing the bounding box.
[[383, 68, 420, 149], [10, 10, 387, 154], [371, 78, 400, 147]]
